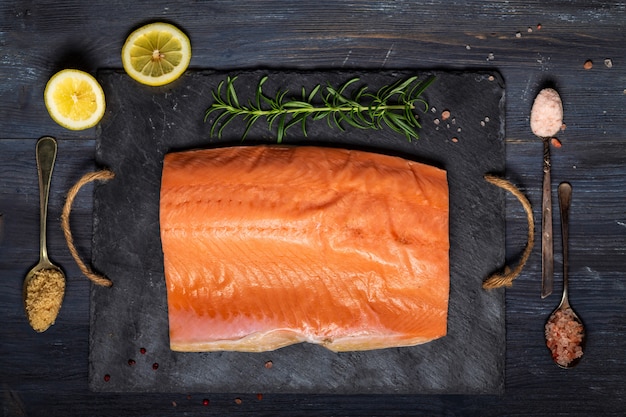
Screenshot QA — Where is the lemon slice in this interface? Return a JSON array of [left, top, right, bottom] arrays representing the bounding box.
[[122, 22, 191, 86], [44, 69, 106, 130]]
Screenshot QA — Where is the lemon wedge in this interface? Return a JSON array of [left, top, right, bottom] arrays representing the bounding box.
[[122, 22, 191, 86], [44, 69, 106, 131]]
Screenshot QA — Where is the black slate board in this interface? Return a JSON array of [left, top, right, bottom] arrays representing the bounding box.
[[90, 69, 506, 394]]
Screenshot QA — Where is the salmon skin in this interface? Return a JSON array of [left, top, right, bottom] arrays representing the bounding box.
[[160, 145, 449, 352]]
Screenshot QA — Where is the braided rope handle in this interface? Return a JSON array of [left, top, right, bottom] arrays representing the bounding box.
[[61, 170, 115, 287], [482, 175, 535, 289]]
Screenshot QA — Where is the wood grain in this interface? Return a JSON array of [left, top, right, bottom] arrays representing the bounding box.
[[1, 0, 625, 415]]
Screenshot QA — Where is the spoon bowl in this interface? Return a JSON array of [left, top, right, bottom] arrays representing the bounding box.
[[546, 301, 585, 369], [23, 136, 66, 332], [545, 182, 585, 368]]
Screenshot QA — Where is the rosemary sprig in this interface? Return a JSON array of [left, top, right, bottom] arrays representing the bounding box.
[[204, 74, 436, 142]]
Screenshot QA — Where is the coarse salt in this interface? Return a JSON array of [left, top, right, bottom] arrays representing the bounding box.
[[545, 307, 584, 367], [530, 88, 563, 138]]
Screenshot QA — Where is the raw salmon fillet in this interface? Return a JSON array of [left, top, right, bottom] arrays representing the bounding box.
[[160, 145, 449, 352]]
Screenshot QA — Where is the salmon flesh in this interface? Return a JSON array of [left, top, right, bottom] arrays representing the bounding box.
[[160, 145, 449, 352]]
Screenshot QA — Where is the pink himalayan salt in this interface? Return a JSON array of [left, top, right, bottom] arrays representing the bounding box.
[[530, 88, 563, 138], [545, 307, 584, 367]]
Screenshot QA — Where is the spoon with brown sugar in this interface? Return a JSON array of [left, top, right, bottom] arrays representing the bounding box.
[[23, 136, 66, 332]]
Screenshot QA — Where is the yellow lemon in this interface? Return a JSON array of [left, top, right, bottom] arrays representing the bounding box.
[[44, 69, 106, 130], [122, 22, 191, 86]]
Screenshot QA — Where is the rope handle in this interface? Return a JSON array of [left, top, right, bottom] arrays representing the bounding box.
[[61, 170, 115, 287], [482, 174, 535, 289]]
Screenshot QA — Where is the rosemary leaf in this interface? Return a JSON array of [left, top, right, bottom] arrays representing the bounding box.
[[227, 80, 239, 107], [307, 84, 321, 102], [282, 101, 314, 109]]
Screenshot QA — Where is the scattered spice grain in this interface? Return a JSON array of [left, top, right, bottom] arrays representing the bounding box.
[[550, 138, 562, 148], [24, 268, 65, 332], [264, 360, 273, 369], [583, 60, 593, 70], [104, 374, 111, 382], [152, 362, 159, 370], [441, 110, 451, 121], [202, 399, 210, 406]]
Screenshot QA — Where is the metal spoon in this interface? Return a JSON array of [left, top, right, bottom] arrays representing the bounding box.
[[545, 182, 585, 368], [23, 136, 66, 332], [530, 88, 564, 298]]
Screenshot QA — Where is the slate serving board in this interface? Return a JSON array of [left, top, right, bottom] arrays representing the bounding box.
[[90, 69, 506, 394]]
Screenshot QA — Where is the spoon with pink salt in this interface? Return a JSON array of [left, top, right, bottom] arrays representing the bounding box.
[[545, 182, 585, 368], [530, 88, 563, 298]]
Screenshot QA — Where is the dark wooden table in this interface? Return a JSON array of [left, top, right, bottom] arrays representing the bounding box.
[[1, 1, 624, 416]]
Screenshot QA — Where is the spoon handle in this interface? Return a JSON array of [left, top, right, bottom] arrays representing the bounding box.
[[36, 136, 58, 264], [558, 182, 572, 304], [541, 138, 554, 298]]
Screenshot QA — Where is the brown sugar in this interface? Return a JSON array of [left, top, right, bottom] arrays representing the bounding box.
[[25, 268, 65, 332]]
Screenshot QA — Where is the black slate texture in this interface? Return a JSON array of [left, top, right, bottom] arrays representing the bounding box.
[[90, 69, 506, 394]]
